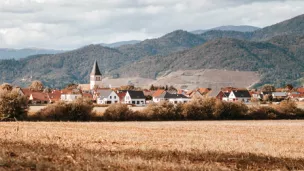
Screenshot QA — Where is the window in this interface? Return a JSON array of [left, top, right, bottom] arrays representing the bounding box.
[[110, 96, 112, 99], [137, 101, 140, 104], [114, 96, 116, 99], [96, 77, 101, 81], [132, 101, 135, 104]]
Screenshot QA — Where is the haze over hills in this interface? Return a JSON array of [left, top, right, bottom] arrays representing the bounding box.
[[191, 25, 260, 34], [0, 14, 304, 88], [100, 40, 141, 48], [0, 48, 64, 60]]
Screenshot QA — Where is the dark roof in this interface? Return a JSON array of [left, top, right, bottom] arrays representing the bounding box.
[[164, 93, 189, 99], [223, 92, 230, 97], [91, 60, 102, 76], [128, 91, 146, 99], [232, 90, 251, 98]]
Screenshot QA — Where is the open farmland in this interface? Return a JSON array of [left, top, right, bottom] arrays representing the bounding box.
[[0, 121, 304, 170]]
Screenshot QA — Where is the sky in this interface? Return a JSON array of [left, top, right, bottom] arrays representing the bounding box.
[[0, 0, 303, 50]]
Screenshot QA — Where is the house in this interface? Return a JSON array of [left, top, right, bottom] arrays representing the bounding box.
[[153, 91, 191, 104], [228, 90, 251, 103], [48, 90, 62, 103], [19, 88, 51, 104], [152, 89, 166, 103], [29, 92, 51, 104], [164, 93, 191, 104], [289, 93, 304, 101], [124, 91, 146, 106], [96, 90, 119, 104], [60, 89, 82, 102], [216, 91, 230, 101], [272, 92, 287, 99], [117, 92, 127, 103], [297, 87, 304, 94]]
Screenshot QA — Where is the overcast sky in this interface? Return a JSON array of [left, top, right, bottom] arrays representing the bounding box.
[[0, 0, 303, 50]]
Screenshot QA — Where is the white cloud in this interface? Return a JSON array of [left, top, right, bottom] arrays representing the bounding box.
[[0, 0, 303, 49]]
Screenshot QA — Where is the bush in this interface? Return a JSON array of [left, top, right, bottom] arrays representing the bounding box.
[[275, 100, 303, 118], [215, 101, 249, 120], [34, 98, 95, 121], [183, 98, 217, 120], [248, 106, 278, 120], [0, 90, 28, 120], [103, 103, 145, 121], [143, 101, 183, 120]]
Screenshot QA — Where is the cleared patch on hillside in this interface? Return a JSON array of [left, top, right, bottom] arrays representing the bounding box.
[[102, 69, 260, 89]]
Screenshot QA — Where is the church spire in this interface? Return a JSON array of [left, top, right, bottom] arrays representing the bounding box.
[[91, 60, 102, 76]]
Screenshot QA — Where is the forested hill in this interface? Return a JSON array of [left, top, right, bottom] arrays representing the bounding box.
[[0, 14, 304, 88], [114, 37, 304, 87]]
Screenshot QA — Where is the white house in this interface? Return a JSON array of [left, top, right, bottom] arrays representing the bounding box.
[[152, 89, 166, 103], [124, 91, 146, 106], [272, 92, 288, 99], [166, 93, 191, 104], [96, 90, 119, 104], [153, 91, 191, 104], [60, 89, 82, 102], [228, 90, 251, 103]]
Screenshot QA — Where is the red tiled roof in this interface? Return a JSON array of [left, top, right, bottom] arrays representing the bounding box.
[[297, 88, 304, 94], [152, 89, 165, 97], [197, 88, 211, 94], [48, 90, 61, 102], [30, 92, 50, 102], [20, 88, 32, 97], [117, 92, 126, 101]]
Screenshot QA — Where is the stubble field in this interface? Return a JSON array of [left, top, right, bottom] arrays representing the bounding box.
[[0, 121, 304, 170]]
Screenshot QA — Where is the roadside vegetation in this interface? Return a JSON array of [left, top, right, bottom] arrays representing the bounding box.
[[25, 97, 304, 121]]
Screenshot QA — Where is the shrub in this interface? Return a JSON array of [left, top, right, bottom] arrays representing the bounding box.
[[215, 101, 249, 120], [183, 98, 217, 120], [34, 98, 95, 121], [275, 100, 303, 118], [248, 106, 278, 120], [0, 90, 28, 120], [143, 101, 183, 120], [103, 103, 145, 121]]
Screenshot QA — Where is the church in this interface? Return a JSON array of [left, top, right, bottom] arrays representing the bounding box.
[[78, 60, 103, 91]]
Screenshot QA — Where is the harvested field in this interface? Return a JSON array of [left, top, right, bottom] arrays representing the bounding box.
[[0, 121, 304, 170]]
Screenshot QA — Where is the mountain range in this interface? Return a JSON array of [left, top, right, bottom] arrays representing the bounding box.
[[191, 25, 260, 34], [0, 48, 64, 60], [0, 14, 304, 88]]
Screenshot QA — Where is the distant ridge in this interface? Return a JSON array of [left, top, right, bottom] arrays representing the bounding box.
[[0, 48, 64, 60], [191, 25, 260, 34], [100, 40, 141, 48]]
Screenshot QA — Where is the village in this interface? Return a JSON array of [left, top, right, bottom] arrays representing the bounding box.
[[12, 61, 304, 107]]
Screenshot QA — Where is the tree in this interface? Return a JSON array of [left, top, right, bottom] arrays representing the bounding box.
[[0, 90, 28, 120], [286, 84, 294, 91], [0, 83, 13, 92], [149, 84, 155, 91], [65, 83, 78, 90], [43, 87, 52, 93], [261, 84, 275, 92], [29, 80, 44, 91]]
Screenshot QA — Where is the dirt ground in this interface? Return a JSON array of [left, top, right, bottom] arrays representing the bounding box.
[[0, 121, 303, 170]]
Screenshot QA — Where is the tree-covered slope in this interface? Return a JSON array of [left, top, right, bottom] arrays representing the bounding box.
[[114, 38, 304, 87]]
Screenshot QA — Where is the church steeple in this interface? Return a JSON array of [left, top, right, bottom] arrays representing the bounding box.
[[91, 60, 102, 76], [90, 60, 102, 90]]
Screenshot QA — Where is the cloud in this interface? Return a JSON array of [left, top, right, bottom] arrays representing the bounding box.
[[0, 0, 303, 49]]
